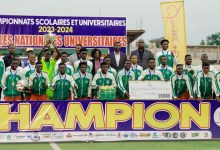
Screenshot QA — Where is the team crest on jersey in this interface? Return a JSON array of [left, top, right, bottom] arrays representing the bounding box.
[[106, 80, 110, 84], [167, 56, 172, 60], [85, 80, 88, 84]]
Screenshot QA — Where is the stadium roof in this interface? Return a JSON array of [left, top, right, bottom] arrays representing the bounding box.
[[127, 29, 145, 45]]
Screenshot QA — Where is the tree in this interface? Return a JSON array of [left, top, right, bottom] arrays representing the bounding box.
[[206, 32, 220, 45]]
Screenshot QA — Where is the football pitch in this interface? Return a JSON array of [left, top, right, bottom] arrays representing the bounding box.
[[1, 141, 220, 150]]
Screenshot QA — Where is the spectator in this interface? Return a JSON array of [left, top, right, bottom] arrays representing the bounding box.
[[91, 48, 103, 76], [21, 48, 34, 68], [69, 44, 82, 67], [109, 42, 127, 71], [3, 44, 16, 68], [131, 39, 154, 69]]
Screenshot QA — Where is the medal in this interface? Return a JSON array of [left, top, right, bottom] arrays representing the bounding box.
[[10, 69, 17, 87]]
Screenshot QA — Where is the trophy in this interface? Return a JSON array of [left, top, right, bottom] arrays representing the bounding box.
[[45, 31, 56, 50]]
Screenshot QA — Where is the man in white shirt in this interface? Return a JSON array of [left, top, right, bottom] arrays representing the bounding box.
[[109, 42, 127, 71]]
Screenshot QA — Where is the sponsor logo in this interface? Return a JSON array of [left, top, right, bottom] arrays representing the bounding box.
[[51, 133, 64, 140], [89, 132, 93, 137], [7, 135, 12, 140], [105, 133, 117, 137], [14, 135, 26, 140], [95, 133, 105, 137], [66, 133, 72, 138], [204, 132, 209, 138], [180, 132, 187, 138], [117, 132, 121, 138], [139, 133, 151, 138], [130, 133, 139, 138], [191, 133, 199, 138], [31, 132, 40, 142], [152, 132, 159, 138], [163, 132, 171, 138], [172, 132, 178, 138], [123, 133, 129, 138], [42, 133, 52, 139]]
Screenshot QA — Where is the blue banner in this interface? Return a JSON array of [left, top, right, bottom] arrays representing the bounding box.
[[0, 100, 219, 142], [0, 15, 126, 52]]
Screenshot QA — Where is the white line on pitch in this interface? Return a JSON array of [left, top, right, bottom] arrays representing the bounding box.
[[50, 142, 62, 150]]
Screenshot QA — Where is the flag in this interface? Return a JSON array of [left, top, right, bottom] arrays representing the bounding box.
[[160, 0, 187, 64]]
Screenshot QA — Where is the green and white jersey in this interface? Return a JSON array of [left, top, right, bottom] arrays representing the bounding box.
[[195, 65, 217, 75], [156, 65, 174, 81], [6, 66, 23, 72], [170, 74, 193, 98], [91, 72, 116, 97], [91, 72, 116, 88], [23, 64, 36, 87], [0, 58, 5, 88], [1, 69, 24, 97], [138, 68, 164, 81], [52, 74, 76, 100], [183, 64, 196, 87], [215, 72, 220, 95], [117, 69, 135, 94], [29, 72, 50, 95], [54, 62, 74, 76], [73, 72, 92, 98], [195, 71, 219, 98], [74, 59, 93, 73], [97, 67, 117, 78], [131, 64, 143, 80], [155, 50, 178, 67]]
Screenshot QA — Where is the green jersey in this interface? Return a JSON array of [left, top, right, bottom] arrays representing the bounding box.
[[54, 63, 74, 76], [138, 69, 164, 81], [155, 50, 178, 67], [215, 72, 220, 95], [131, 64, 143, 80], [0, 58, 5, 88], [183, 65, 196, 88], [195, 71, 219, 98], [74, 59, 93, 73], [23, 64, 36, 87], [52, 74, 76, 100], [1, 69, 24, 97], [117, 69, 135, 98], [91, 72, 117, 97], [97, 67, 117, 78], [29, 72, 50, 95], [73, 72, 92, 98], [171, 74, 193, 98], [156, 65, 174, 81]]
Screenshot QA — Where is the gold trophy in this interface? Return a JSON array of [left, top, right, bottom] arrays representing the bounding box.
[[45, 31, 56, 50]]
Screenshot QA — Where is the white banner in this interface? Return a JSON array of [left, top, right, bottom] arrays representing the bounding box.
[[0, 131, 212, 143], [129, 81, 172, 100]]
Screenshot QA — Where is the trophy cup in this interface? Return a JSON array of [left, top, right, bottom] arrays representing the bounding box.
[[45, 31, 56, 50]]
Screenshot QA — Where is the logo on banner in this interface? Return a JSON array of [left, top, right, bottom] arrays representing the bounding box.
[[31, 132, 41, 142], [180, 132, 187, 138]]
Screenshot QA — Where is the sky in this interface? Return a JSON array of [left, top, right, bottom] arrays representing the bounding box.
[[0, 0, 219, 45]]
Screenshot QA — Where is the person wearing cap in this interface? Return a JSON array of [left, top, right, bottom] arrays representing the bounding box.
[[21, 48, 34, 68]]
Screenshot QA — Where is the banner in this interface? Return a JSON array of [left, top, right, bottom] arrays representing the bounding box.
[[0, 15, 126, 52], [160, 0, 187, 63], [0, 100, 220, 143]]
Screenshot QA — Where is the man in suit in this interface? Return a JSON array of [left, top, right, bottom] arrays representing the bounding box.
[[109, 42, 127, 71], [68, 44, 82, 67], [131, 39, 154, 69]]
